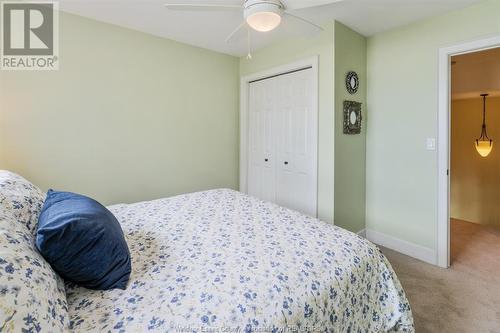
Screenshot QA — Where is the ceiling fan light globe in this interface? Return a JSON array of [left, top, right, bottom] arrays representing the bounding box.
[[246, 12, 281, 32], [475, 140, 493, 157], [244, 1, 283, 32]]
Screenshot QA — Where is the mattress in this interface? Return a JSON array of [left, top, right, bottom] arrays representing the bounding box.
[[66, 189, 414, 332]]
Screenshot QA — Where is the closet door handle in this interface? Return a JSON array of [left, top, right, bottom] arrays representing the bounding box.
[[284, 161, 289, 165], [264, 158, 269, 162]]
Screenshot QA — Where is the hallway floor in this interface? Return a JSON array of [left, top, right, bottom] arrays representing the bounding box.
[[382, 219, 500, 332]]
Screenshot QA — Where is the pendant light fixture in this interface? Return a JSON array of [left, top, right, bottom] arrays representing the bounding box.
[[475, 94, 493, 157]]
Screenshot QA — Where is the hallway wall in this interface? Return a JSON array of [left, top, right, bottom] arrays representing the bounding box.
[[451, 96, 500, 226]]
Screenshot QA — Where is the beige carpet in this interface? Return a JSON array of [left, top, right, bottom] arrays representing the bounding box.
[[381, 219, 500, 333]]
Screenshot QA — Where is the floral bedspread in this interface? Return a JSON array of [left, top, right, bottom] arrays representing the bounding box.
[[66, 189, 414, 332]]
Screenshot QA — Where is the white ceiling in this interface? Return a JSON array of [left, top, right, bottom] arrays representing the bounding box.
[[58, 0, 483, 56]]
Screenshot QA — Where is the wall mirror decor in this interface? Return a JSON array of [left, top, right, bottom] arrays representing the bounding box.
[[345, 71, 359, 94], [343, 101, 362, 135]]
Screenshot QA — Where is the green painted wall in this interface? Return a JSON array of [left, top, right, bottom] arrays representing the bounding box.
[[366, 0, 500, 249], [0, 12, 240, 205], [240, 22, 336, 224], [334, 22, 367, 233]]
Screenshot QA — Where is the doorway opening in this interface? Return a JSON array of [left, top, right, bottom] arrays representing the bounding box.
[[450, 47, 500, 268], [438, 35, 500, 268]]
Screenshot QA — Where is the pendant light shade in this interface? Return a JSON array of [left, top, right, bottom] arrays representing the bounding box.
[[475, 140, 493, 157], [475, 94, 493, 157]]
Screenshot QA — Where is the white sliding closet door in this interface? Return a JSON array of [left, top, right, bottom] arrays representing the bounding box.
[[247, 68, 317, 217]]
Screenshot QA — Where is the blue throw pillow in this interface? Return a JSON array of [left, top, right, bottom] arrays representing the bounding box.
[[36, 190, 131, 290]]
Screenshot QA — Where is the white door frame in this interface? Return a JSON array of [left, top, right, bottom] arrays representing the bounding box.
[[437, 35, 500, 268], [240, 56, 319, 217]]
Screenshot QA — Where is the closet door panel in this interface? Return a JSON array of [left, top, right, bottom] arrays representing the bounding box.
[[275, 69, 316, 216], [248, 79, 276, 203], [275, 75, 295, 210]]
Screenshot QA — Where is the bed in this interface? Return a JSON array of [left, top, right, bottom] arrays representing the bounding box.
[[0, 172, 414, 332], [67, 189, 414, 332]]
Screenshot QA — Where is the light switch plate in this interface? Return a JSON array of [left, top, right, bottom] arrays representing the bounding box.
[[426, 138, 436, 151]]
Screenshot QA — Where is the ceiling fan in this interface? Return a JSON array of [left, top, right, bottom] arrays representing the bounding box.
[[164, 0, 343, 48]]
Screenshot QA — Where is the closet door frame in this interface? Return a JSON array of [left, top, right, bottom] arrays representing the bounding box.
[[240, 56, 319, 217]]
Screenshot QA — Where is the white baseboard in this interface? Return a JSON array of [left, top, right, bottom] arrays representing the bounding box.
[[356, 229, 366, 238], [366, 229, 437, 265]]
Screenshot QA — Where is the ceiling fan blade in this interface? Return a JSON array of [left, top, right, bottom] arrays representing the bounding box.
[[225, 21, 247, 43], [283, 0, 343, 10], [283, 12, 323, 32], [164, 3, 242, 11]]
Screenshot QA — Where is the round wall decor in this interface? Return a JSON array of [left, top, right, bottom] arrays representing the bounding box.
[[346, 71, 359, 94]]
